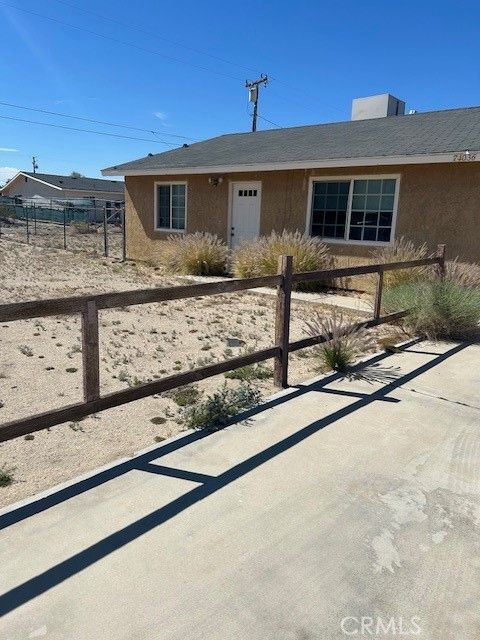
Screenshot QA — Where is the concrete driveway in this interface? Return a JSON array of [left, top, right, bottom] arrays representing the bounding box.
[[1, 340, 479, 639]]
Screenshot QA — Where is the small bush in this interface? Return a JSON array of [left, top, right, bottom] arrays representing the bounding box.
[[70, 221, 95, 234], [180, 383, 261, 431], [383, 279, 480, 340], [164, 384, 201, 406], [371, 236, 429, 288], [442, 259, 480, 290], [0, 465, 15, 488], [304, 311, 376, 372], [158, 232, 228, 276], [224, 363, 273, 381], [232, 231, 332, 287]]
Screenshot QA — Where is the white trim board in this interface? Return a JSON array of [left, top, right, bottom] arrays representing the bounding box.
[[0, 171, 63, 192], [101, 152, 473, 177]]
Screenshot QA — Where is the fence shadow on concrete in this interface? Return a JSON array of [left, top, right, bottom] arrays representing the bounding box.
[[0, 340, 469, 616]]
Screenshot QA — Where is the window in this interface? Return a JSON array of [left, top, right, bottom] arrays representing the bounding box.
[[155, 183, 186, 231], [310, 177, 398, 244], [238, 189, 257, 197]]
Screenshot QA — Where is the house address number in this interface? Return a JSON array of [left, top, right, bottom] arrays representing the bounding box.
[[453, 152, 477, 161]]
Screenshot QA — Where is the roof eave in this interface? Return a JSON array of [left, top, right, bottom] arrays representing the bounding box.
[[101, 152, 462, 177]]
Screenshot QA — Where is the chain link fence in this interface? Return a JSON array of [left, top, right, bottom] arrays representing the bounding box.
[[0, 195, 126, 260]]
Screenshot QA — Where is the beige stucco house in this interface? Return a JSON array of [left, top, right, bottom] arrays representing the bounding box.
[[102, 95, 480, 264]]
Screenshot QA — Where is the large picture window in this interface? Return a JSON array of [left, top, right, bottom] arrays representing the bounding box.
[[155, 182, 186, 231], [310, 177, 398, 244]]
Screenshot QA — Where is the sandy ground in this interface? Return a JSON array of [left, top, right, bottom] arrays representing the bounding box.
[[0, 217, 123, 259], [0, 241, 403, 507]]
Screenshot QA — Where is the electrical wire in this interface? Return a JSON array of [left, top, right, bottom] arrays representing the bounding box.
[[0, 114, 180, 145], [0, 101, 198, 141], [47, 0, 263, 77], [0, 2, 244, 82], [256, 113, 282, 128]]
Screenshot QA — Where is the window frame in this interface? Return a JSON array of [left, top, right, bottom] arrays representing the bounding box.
[[305, 174, 400, 246], [154, 181, 187, 232]]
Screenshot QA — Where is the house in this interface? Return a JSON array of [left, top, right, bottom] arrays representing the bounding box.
[[0, 172, 124, 206], [101, 94, 480, 264]]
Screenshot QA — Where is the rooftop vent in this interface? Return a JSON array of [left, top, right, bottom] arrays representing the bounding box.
[[351, 93, 405, 120]]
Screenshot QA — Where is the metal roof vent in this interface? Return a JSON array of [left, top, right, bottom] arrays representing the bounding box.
[[351, 94, 405, 120]]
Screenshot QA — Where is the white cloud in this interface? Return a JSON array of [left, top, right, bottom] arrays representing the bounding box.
[[154, 111, 167, 121], [0, 166, 19, 186], [0, 148, 19, 153]]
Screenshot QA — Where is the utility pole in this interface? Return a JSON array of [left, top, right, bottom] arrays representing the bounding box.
[[246, 74, 268, 132], [32, 156, 38, 174]]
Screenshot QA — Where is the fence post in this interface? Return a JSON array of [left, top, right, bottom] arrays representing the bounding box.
[[274, 255, 293, 388], [33, 203, 37, 235], [436, 243, 446, 280], [121, 205, 126, 262], [63, 206, 67, 250], [81, 300, 100, 402], [373, 268, 384, 320], [25, 206, 30, 244], [103, 204, 108, 257]]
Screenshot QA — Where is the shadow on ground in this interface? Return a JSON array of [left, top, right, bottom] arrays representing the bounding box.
[[0, 339, 469, 616]]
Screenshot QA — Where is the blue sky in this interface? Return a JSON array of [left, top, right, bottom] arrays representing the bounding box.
[[1, 0, 479, 184]]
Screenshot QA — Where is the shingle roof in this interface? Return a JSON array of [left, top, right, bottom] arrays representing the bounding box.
[[23, 172, 124, 193], [103, 107, 480, 174]]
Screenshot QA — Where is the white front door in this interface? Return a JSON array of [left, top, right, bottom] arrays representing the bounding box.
[[230, 182, 261, 248]]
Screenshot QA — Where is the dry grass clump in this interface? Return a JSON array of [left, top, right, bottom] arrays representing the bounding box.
[[304, 311, 376, 372], [232, 231, 332, 282], [371, 236, 429, 288], [442, 259, 480, 289], [70, 221, 96, 234], [383, 279, 480, 340], [158, 232, 228, 276]]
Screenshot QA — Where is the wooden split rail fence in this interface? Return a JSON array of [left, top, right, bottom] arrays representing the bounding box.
[[0, 244, 445, 442]]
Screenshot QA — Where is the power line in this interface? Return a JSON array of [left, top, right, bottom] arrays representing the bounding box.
[[0, 101, 198, 141], [48, 0, 262, 77], [0, 2, 244, 82], [256, 113, 282, 128], [0, 114, 180, 145]]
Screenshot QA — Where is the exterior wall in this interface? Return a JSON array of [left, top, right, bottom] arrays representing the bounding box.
[[1, 176, 123, 202], [125, 162, 480, 264]]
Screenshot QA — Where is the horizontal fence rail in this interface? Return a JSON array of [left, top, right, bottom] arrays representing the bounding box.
[[0, 244, 445, 442]]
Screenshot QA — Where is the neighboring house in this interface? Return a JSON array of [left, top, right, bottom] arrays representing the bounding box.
[[0, 172, 124, 205], [102, 94, 480, 263]]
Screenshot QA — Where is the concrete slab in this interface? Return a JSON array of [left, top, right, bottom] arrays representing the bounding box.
[[1, 341, 479, 639], [181, 274, 373, 313]]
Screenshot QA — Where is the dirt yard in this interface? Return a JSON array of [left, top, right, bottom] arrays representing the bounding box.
[[0, 240, 403, 507]]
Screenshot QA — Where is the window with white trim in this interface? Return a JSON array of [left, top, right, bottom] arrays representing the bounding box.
[[155, 183, 186, 231], [310, 177, 397, 243]]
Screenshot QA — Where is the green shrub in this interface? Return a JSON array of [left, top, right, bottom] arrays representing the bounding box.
[[383, 279, 480, 340], [164, 384, 201, 406], [179, 383, 261, 431], [304, 311, 376, 372], [158, 232, 228, 275], [371, 236, 429, 289], [442, 259, 480, 290], [232, 231, 332, 286], [224, 363, 273, 381], [0, 465, 15, 488]]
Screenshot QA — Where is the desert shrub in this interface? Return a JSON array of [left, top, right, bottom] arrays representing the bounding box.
[[224, 363, 273, 381], [441, 259, 480, 290], [158, 232, 228, 276], [70, 221, 96, 234], [232, 231, 332, 286], [0, 465, 15, 488], [371, 236, 429, 288], [383, 279, 480, 340], [179, 383, 261, 431], [163, 384, 201, 406], [304, 311, 376, 372]]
